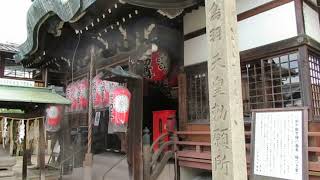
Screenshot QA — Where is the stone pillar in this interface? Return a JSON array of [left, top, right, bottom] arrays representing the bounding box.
[[205, 0, 247, 179]]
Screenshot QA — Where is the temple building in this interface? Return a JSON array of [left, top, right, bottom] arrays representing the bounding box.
[[10, 0, 320, 179]]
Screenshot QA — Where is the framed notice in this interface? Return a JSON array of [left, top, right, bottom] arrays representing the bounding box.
[[251, 108, 308, 180]]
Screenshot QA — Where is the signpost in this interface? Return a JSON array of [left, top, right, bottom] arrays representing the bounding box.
[[251, 108, 308, 180]]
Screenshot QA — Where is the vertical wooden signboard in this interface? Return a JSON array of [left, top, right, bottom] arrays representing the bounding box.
[[252, 108, 308, 180], [205, 0, 247, 179]]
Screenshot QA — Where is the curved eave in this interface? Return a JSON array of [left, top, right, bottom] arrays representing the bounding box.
[[15, 0, 198, 63], [15, 0, 96, 63], [122, 0, 198, 9]]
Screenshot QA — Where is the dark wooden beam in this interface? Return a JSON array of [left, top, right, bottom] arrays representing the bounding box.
[[237, 0, 293, 21], [184, 28, 206, 41], [304, 0, 319, 11], [128, 61, 143, 180], [39, 114, 46, 180], [0, 55, 4, 78], [298, 46, 313, 118], [295, 0, 306, 35], [240, 36, 304, 62], [240, 35, 320, 62], [178, 73, 188, 131]]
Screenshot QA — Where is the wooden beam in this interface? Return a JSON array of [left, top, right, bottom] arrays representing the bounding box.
[[42, 68, 48, 87], [298, 46, 313, 118], [295, 0, 306, 35], [128, 60, 144, 180], [178, 73, 188, 131], [22, 120, 27, 180], [205, 0, 247, 179], [39, 117, 45, 180], [238, 0, 293, 21], [0, 55, 4, 78]]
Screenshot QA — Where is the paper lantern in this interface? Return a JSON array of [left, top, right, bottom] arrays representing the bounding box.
[[109, 86, 131, 133], [144, 49, 170, 81], [79, 78, 89, 110], [46, 105, 63, 132]]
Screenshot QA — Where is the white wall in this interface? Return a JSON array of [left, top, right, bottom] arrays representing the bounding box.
[[183, 0, 274, 35], [183, 6, 206, 35], [183, 2, 298, 66], [236, 0, 273, 14], [303, 2, 320, 43], [238, 1, 297, 51], [184, 34, 208, 66]]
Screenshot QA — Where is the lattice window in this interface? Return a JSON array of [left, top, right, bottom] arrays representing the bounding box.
[[241, 52, 302, 115], [185, 62, 209, 123], [309, 53, 320, 118]]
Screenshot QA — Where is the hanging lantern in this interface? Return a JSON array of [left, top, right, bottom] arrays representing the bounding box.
[[93, 75, 104, 109], [46, 105, 63, 132], [79, 78, 89, 110], [103, 81, 120, 107], [109, 86, 131, 133], [144, 49, 170, 81]]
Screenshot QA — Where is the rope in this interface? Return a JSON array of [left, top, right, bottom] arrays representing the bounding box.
[[102, 154, 127, 180], [87, 46, 95, 154]]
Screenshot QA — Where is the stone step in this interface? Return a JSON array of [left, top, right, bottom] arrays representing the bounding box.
[[0, 157, 16, 168], [0, 170, 14, 177], [0, 176, 16, 180]]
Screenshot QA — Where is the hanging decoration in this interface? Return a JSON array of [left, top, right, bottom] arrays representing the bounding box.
[[2, 117, 8, 148], [45, 105, 63, 132], [144, 49, 170, 81], [92, 74, 120, 109], [18, 120, 25, 144], [108, 86, 131, 133], [66, 78, 89, 112], [79, 78, 89, 110]]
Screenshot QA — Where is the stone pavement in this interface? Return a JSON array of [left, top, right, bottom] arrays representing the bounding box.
[[62, 152, 129, 180], [0, 147, 59, 180]]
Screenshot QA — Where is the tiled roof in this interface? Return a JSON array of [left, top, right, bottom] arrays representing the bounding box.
[[0, 43, 18, 54]]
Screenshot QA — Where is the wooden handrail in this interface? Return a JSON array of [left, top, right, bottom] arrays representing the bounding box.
[[309, 132, 320, 137], [309, 147, 320, 152], [175, 141, 211, 146], [175, 131, 210, 135]]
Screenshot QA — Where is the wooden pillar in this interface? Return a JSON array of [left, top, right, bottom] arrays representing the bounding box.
[[178, 73, 188, 131], [84, 46, 95, 167], [42, 68, 48, 87], [205, 0, 247, 179], [22, 120, 27, 180], [128, 59, 144, 180], [0, 55, 4, 78], [9, 119, 13, 156], [39, 117, 46, 180]]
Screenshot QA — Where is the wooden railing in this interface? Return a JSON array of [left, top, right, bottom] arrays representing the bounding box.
[[143, 128, 320, 179]]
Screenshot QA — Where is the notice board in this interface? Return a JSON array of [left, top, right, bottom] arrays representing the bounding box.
[[251, 108, 308, 180]]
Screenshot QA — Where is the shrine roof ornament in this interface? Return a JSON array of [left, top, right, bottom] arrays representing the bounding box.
[[14, 0, 197, 62], [14, 0, 96, 62]]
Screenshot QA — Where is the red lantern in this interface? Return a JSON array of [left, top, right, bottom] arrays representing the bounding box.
[[46, 105, 63, 132], [109, 86, 131, 133], [144, 49, 170, 81]]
